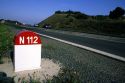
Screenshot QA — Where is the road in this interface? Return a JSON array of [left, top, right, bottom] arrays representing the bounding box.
[[32, 29, 125, 58]]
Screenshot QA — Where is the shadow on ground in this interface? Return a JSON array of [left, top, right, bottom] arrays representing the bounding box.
[[10, 51, 14, 70], [0, 72, 14, 83]]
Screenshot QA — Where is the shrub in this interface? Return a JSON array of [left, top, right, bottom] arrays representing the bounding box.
[[109, 7, 125, 19], [46, 68, 82, 83]]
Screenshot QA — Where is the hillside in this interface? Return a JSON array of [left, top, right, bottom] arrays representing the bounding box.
[[38, 11, 125, 37]]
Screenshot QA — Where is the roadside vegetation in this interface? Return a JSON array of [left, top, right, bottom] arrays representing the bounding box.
[[13, 68, 82, 83], [0, 24, 14, 64], [38, 7, 125, 37]]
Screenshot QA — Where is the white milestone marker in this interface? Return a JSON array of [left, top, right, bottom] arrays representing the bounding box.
[[14, 30, 42, 72]]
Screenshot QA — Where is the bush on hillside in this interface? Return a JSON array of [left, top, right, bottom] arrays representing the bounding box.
[[109, 7, 125, 19]]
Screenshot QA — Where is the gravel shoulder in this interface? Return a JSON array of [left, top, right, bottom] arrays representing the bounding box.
[[42, 37, 125, 82]]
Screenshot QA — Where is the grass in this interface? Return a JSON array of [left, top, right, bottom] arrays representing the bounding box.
[[46, 68, 82, 83], [16, 68, 82, 83], [38, 14, 125, 37], [0, 24, 14, 63]]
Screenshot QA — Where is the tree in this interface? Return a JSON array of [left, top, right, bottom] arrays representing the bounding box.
[[55, 10, 62, 14], [65, 10, 74, 14], [109, 7, 125, 19]]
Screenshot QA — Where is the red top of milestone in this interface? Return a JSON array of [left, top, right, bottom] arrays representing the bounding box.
[[14, 30, 41, 45]]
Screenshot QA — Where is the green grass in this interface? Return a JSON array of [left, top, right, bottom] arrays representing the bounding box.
[[46, 68, 82, 83], [17, 68, 82, 83], [0, 24, 14, 63]]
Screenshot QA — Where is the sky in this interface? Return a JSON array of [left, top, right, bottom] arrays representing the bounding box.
[[0, 0, 125, 24]]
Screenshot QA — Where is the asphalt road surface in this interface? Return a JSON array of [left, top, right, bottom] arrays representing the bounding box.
[[32, 29, 125, 58]]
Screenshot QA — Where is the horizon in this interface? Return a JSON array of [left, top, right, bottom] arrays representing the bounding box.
[[0, 0, 125, 24]]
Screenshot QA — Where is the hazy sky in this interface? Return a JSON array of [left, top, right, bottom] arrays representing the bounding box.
[[0, 0, 125, 24]]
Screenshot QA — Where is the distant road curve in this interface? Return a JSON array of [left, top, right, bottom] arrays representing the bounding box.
[[31, 29, 125, 62]]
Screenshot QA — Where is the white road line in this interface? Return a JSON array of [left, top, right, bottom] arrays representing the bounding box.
[[36, 32, 125, 62]]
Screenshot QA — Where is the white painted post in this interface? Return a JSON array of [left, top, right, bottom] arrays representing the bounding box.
[[14, 30, 41, 72]]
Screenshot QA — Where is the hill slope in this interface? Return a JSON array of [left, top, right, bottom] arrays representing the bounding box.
[[38, 12, 125, 37]]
